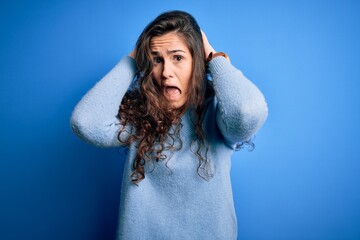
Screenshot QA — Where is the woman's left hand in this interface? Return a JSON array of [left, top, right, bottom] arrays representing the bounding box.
[[201, 30, 216, 60]]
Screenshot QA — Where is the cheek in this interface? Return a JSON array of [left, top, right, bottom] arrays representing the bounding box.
[[151, 69, 161, 84], [183, 65, 193, 90]]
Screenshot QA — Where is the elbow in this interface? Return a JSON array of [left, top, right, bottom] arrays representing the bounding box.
[[70, 109, 121, 148], [238, 97, 268, 140], [70, 109, 105, 147], [221, 97, 268, 143], [70, 108, 91, 143], [251, 97, 268, 129]]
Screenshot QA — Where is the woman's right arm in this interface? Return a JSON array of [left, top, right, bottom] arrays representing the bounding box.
[[70, 56, 137, 147]]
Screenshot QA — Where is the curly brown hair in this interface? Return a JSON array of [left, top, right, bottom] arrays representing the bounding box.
[[117, 11, 214, 185]]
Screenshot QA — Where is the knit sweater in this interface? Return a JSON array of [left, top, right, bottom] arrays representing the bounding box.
[[71, 56, 268, 240]]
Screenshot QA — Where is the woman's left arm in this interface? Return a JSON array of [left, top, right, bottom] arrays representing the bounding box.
[[209, 58, 268, 146], [202, 32, 268, 147]]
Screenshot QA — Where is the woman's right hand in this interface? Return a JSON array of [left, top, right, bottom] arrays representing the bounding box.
[[128, 50, 136, 59]]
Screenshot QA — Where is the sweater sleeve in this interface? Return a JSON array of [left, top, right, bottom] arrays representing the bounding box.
[[70, 56, 137, 147], [208, 57, 268, 148]]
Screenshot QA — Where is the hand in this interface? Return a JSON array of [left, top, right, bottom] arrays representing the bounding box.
[[128, 50, 136, 59], [201, 30, 216, 59]]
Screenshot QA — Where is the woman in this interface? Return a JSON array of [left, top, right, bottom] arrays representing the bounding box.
[[71, 10, 268, 240]]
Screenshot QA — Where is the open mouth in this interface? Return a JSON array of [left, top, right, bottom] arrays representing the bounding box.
[[164, 86, 182, 96]]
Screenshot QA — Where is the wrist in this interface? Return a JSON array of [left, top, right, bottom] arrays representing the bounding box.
[[206, 52, 230, 64]]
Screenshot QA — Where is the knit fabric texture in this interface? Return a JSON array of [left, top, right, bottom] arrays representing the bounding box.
[[71, 56, 268, 240]]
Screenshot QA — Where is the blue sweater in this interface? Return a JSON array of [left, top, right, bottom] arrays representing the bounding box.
[[71, 56, 268, 239]]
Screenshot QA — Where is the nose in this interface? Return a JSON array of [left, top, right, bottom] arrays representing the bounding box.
[[161, 60, 173, 79]]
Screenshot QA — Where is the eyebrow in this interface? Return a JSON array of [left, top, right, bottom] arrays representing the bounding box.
[[151, 49, 186, 55]]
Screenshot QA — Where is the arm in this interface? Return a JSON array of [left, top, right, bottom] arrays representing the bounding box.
[[202, 32, 268, 147], [70, 56, 137, 147]]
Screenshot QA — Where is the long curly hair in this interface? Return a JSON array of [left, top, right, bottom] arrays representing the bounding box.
[[117, 11, 214, 185]]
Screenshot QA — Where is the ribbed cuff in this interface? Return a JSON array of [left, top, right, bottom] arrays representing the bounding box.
[[208, 56, 234, 78]]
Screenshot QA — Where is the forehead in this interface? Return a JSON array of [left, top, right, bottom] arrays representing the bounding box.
[[150, 32, 189, 51]]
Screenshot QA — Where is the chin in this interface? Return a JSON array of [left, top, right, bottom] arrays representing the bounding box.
[[171, 101, 186, 109]]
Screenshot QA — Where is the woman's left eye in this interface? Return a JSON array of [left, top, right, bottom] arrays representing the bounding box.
[[174, 56, 183, 62]]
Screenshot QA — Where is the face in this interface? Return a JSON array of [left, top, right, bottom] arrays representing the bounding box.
[[150, 32, 193, 109]]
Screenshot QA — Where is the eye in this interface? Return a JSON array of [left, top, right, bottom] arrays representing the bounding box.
[[153, 57, 163, 64], [174, 55, 183, 62]]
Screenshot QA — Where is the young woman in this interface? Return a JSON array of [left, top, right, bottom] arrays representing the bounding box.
[[71, 10, 268, 240]]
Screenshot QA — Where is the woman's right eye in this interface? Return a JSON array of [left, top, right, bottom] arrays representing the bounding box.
[[153, 57, 162, 64]]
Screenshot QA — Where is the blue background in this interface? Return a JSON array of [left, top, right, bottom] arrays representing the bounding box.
[[1, 0, 359, 239]]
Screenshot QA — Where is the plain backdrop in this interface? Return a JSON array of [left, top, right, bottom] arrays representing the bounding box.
[[1, 0, 359, 239]]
